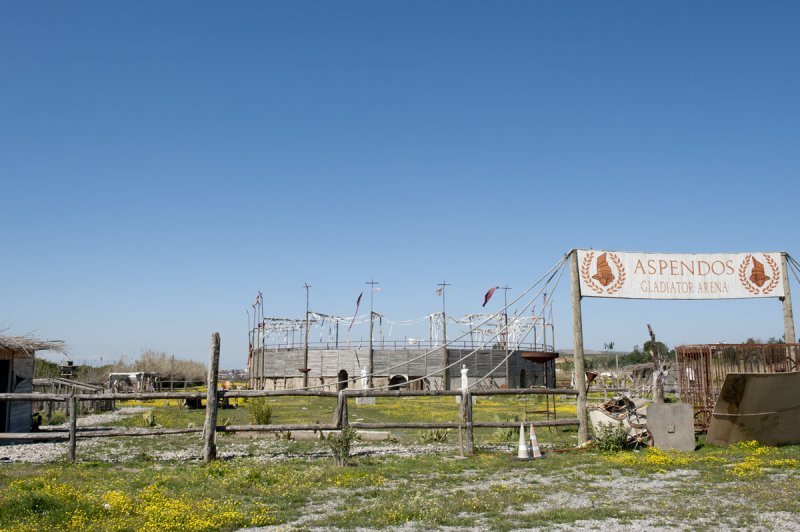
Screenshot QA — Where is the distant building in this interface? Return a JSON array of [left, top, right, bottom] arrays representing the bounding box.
[[0, 335, 66, 433]]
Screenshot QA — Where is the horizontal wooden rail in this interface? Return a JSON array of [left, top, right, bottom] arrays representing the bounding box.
[[342, 387, 577, 398], [351, 422, 465, 430], [344, 389, 460, 398], [0, 393, 68, 402], [473, 419, 579, 428], [470, 388, 579, 396], [348, 419, 579, 430], [0, 432, 71, 441], [0, 424, 341, 442], [0, 389, 341, 403], [220, 390, 338, 398], [221, 424, 338, 432]]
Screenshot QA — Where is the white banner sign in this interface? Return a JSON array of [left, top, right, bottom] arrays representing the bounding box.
[[577, 250, 785, 300]]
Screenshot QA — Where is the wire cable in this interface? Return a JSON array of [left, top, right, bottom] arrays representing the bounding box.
[[469, 257, 568, 389], [358, 258, 568, 392]]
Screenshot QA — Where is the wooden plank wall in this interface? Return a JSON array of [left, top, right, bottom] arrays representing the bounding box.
[[9, 355, 33, 433]]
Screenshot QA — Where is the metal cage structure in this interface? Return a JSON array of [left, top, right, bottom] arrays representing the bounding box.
[[676, 343, 800, 429]]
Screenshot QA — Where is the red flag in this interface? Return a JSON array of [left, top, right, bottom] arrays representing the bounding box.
[[482, 287, 497, 307], [436, 287, 443, 296], [348, 292, 363, 332]]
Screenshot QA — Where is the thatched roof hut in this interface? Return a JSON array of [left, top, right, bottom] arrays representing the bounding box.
[[0, 335, 67, 356], [1, 335, 67, 433]]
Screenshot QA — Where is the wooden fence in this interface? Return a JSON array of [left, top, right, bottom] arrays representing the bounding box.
[[0, 334, 581, 462], [0, 387, 580, 462]]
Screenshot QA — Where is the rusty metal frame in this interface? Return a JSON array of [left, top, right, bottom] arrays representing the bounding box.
[[676, 343, 800, 430]]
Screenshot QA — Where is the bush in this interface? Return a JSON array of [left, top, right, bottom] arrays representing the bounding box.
[[247, 398, 272, 425], [326, 426, 359, 466], [46, 411, 66, 426], [489, 415, 521, 443], [593, 421, 630, 453], [142, 411, 156, 428], [416, 428, 449, 444]]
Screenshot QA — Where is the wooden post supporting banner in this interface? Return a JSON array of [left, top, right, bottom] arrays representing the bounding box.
[[781, 253, 797, 367], [203, 333, 221, 463], [67, 395, 77, 462], [781, 253, 796, 343], [462, 389, 474, 455], [569, 250, 589, 444]]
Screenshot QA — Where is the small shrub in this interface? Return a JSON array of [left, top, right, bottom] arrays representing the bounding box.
[[142, 411, 157, 428], [46, 411, 66, 426], [416, 428, 449, 444], [31, 412, 43, 431], [326, 426, 359, 466], [593, 421, 630, 453], [248, 398, 273, 425], [489, 415, 520, 442], [490, 426, 518, 442]]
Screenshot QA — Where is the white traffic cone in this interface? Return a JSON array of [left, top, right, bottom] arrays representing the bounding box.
[[529, 424, 542, 458], [517, 422, 529, 459]]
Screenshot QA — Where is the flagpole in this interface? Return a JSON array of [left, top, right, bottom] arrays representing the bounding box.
[[366, 279, 380, 388], [437, 281, 451, 389], [499, 285, 511, 387], [302, 283, 311, 388]]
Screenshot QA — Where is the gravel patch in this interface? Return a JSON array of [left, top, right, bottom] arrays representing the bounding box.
[[1, 407, 150, 463]]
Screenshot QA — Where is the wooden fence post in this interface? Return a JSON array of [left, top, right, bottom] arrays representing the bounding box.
[[203, 333, 221, 463], [462, 389, 474, 455], [67, 395, 77, 462], [340, 392, 349, 429], [334, 391, 349, 429]]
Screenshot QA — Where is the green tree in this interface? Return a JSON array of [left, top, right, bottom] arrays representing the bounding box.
[[643, 340, 674, 362]]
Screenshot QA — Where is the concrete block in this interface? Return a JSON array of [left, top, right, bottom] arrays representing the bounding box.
[[647, 403, 695, 452], [356, 397, 376, 405]]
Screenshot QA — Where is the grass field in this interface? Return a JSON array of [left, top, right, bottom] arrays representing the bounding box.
[[1, 441, 799, 530], [1, 397, 799, 530]]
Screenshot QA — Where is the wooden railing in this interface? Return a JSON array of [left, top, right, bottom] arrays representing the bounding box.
[[0, 387, 579, 462], [1, 334, 581, 462]]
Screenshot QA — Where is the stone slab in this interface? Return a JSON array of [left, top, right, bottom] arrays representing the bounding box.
[[646, 403, 695, 452]]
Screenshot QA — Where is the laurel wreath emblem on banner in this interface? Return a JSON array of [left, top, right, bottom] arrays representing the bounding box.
[[738, 254, 780, 295], [581, 251, 626, 295]]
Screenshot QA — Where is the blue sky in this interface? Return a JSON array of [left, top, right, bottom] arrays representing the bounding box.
[[2, 1, 798, 368]]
